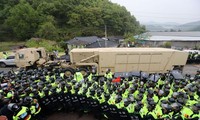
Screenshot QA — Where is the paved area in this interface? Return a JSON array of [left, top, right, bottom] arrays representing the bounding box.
[[47, 112, 95, 120], [182, 64, 199, 76]]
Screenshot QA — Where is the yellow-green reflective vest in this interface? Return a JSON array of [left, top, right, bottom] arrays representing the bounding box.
[[13, 106, 31, 120], [181, 106, 193, 119], [126, 104, 135, 113], [74, 72, 84, 82], [104, 72, 113, 79], [139, 105, 148, 118], [148, 110, 157, 119]]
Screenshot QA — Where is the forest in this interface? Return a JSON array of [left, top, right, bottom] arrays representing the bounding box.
[[0, 0, 145, 41]]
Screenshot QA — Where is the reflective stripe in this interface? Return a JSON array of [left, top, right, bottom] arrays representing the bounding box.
[[35, 107, 41, 115], [13, 106, 31, 120], [104, 72, 113, 79]]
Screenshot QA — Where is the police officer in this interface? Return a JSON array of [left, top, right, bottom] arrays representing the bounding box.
[[161, 103, 173, 119], [12, 103, 31, 120], [23, 96, 42, 120], [39, 88, 51, 116], [171, 102, 182, 120], [146, 100, 157, 119], [194, 69, 200, 80], [115, 95, 123, 109], [88, 67, 98, 81], [190, 103, 200, 120], [180, 103, 193, 120], [0, 100, 14, 120], [2, 52, 8, 59], [74, 68, 84, 82], [104, 69, 113, 79]]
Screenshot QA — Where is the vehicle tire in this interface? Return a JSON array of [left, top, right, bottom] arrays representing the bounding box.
[[0, 62, 6, 68], [64, 68, 75, 78], [173, 66, 183, 73], [79, 68, 89, 78]]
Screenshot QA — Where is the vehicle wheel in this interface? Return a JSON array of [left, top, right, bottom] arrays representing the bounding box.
[[79, 68, 89, 78], [64, 68, 75, 78], [0, 62, 6, 68], [173, 66, 183, 73]]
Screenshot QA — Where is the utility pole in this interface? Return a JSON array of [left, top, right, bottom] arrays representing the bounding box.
[[105, 24, 107, 47]]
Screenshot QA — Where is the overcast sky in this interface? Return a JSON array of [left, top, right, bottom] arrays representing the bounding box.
[[110, 0, 200, 24]]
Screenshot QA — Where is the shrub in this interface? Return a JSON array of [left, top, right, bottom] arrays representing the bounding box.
[[25, 38, 64, 52], [163, 42, 171, 48]]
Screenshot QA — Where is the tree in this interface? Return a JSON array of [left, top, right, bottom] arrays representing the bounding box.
[[124, 32, 135, 47], [1, 0, 145, 41], [36, 20, 59, 40], [5, 0, 41, 39]]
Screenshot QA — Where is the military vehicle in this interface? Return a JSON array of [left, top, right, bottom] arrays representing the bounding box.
[[63, 48, 188, 76], [15, 47, 188, 76], [15, 48, 48, 68]]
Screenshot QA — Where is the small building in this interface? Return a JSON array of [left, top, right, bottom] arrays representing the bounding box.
[[136, 32, 200, 49], [65, 36, 119, 50]]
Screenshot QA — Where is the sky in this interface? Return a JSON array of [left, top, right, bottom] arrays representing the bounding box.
[[110, 0, 200, 24]]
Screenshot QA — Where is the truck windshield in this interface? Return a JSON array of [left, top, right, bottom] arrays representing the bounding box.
[[19, 54, 24, 59], [36, 50, 42, 58]]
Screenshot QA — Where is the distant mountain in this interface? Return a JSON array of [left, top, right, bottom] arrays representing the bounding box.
[[176, 21, 200, 31], [143, 21, 200, 32]]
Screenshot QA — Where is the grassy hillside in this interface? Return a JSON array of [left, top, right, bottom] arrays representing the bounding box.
[[0, 41, 25, 52]]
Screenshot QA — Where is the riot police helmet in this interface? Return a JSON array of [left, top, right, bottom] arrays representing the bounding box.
[[71, 80, 76, 85], [139, 88, 145, 93], [177, 98, 185, 105], [8, 103, 19, 112], [74, 84, 79, 91], [123, 98, 130, 107], [90, 88, 95, 96], [104, 93, 110, 100], [168, 98, 175, 103], [148, 89, 154, 95], [161, 100, 168, 104], [158, 90, 164, 97], [24, 96, 33, 104], [150, 100, 156, 106], [66, 84, 72, 91], [76, 68, 80, 72], [192, 104, 200, 114], [129, 87, 136, 94], [43, 88, 49, 93], [172, 92, 179, 98], [51, 87, 57, 93], [171, 102, 182, 111], [106, 68, 111, 74], [96, 89, 102, 97], [47, 84, 52, 89], [91, 68, 96, 75], [128, 94, 135, 103]]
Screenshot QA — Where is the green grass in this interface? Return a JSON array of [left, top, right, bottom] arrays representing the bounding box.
[[0, 41, 25, 52], [0, 41, 25, 58], [0, 40, 65, 58]]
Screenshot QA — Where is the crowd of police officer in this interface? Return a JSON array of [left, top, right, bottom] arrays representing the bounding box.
[[187, 52, 200, 64], [0, 67, 199, 120]]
